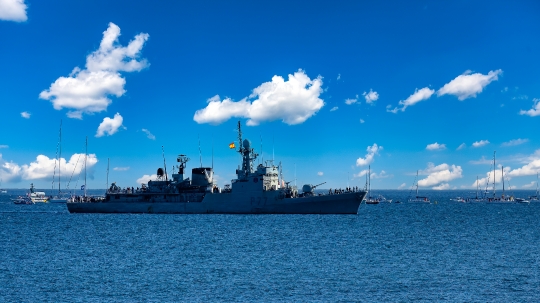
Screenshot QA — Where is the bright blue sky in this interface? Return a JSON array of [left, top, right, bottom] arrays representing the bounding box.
[[1, 0, 540, 191]]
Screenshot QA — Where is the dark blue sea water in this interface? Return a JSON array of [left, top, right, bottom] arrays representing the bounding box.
[[1, 190, 539, 302]]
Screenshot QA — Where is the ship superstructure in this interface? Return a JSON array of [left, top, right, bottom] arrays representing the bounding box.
[[67, 122, 366, 214]]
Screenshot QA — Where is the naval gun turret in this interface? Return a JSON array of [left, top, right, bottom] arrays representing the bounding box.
[[302, 182, 326, 196]]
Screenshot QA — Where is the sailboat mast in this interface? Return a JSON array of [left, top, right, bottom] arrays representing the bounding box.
[[476, 176, 479, 199], [59, 119, 62, 194], [368, 165, 371, 197], [106, 158, 109, 191], [502, 166, 505, 197], [84, 136, 87, 197], [416, 170, 419, 197], [493, 151, 496, 198]]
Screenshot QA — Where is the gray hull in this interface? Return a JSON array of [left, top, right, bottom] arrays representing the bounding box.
[[67, 191, 365, 214]]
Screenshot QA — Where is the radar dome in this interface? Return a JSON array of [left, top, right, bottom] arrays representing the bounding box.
[[243, 139, 251, 149]]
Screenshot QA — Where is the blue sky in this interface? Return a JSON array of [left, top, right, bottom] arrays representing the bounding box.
[[1, 0, 540, 191]]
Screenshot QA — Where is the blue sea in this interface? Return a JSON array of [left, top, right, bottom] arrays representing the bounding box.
[[1, 189, 539, 302]]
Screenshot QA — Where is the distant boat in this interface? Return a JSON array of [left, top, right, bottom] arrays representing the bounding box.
[[0, 178, 6, 194], [365, 165, 379, 204], [408, 170, 430, 203], [28, 183, 48, 203], [486, 152, 515, 204], [49, 120, 70, 203], [12, 196, 33, 205]]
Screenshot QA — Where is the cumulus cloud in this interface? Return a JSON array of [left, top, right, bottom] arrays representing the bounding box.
[[359, 119, 365, 124], [136, 174, 158, 185], [457, 143, 466, 150], [96, 113, 124, 137], [363, 89, 379, 104], [21, 111, 30, 119], [0, 145, 8, 149], [354, 169, 390, 179], [501, 138, 528, 147], [345, 95, 359, 105], [0, 0, 27, 22], [317, 172, 323, 176], [398, 183, 407, 190], [507, 150, 540, 177], [337, 74, 341, 80], [519, 98, 540, 117], [437, 70, 502, 100], [0, 153, 98, 183], [356, 144, 382, 167], [113, 167, 130, 171], [474, 166, 511, 189], [472, 140, 489, 148], [426, 142, 446, 151], [469, 156, 492, 165], [418, 162, 463, 187], [522, 181, 536, 189], [330, 106, 338, 112], [39, 23, 149, 118], [433, 183, 450, 190], [142, 128, 155, 140], [193, 70, 324, 126], [387, 87, 434, 113]]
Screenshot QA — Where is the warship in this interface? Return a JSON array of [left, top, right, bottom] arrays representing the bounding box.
[[67, 122, 366, 214]]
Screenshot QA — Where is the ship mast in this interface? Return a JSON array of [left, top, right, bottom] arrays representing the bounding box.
[[84, 136, 87, 197], [493, 151, 496, 199], [59, 119, 62, 195], [416, 170, 419, 197]]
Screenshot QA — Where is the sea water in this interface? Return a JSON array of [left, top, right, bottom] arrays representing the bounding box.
[[1, 190, 539, 302]]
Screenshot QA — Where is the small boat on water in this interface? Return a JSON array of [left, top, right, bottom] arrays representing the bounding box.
[[408, 170, 430, 203], [49, 120, 70, 203], [12, 196, 34, 205], [485, 152, 515, 204], [28, 183, 48, 203], [365, 166, 379, 205]]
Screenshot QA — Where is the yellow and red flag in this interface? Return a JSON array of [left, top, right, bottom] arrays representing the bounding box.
[[229, 142, 236, 149]]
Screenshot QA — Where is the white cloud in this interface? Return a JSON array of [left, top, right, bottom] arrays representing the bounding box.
[[426, 142, 446, 151], [522, 181, 536, 189], [363, 89, 379, 104], [469, 156, 492, 165], [0, 0, 27, 22], [418, 162, 463, 187], [136, 174, 158, 185], [353, 169, 390, 179], [433, 183, 450, 190], [0, 145, 8, 149], [337, 74, 341, 80], [193, 70, 324, 126], [96, 113, 124, 137], [472, 140, 489, 148], [39, 23, 149, 118], [113, 167, 130, 171], [474, 166, 511, 189], [398, 183, 407, 189], [519, 98, 540, 117], [437, 69, 502, 100], [359, 119, 365, 124], [142, 128, 155, 140], [507, 152, 540, 177], [457, 143, 466, 150], [21, 111, 30, 119], [356, 144, 382, 167], [501, 138, 528, 147], [387, 87, 435, 113], [330, 106, 338, 112], [345, 95, 359, 105], [317, 171, 323, 176], [0, 153, 98, 183]]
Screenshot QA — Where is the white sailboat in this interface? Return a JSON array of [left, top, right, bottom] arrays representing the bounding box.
[[50, 120, 70, 203], [487, 151, 515, 203], [365, 166, 379, 204], [408, 170, 430, 203]]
